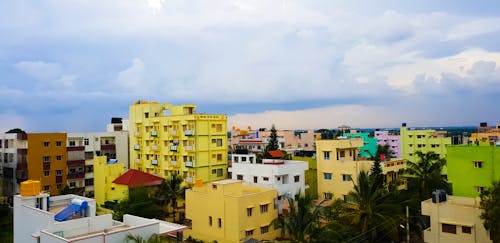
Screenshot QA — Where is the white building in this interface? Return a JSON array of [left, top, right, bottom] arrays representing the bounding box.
[[1, 133, 27, 197], [228, 154, 308, 211], [14, 192, 186, 243], [421, 194, 492, 243], [67, 131, 129, 197]]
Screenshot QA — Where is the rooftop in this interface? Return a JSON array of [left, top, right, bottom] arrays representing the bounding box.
[[112, 169, 164, 188]]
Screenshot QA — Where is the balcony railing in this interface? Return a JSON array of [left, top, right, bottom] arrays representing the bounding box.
[[184, 130, 194, 136], [185, 161, 194, 167], [67, 172, 85, 179], [135, 158, 140, 163], [170, 145, 178, 151], [171, 160, 177, 166], [151, 131, 158, 137], [43, 162, 51, 170], [67, 146, 85, 151], [101, 144, 116, 151], [67, 160, 85, 167], [185, 177, 193, 183], [170, 130, 177, 135], [134, 145, 140, 150], [151, 159, 158, 165], [134, 132, 140, 137], [151, 145, 158, 150], [185, 145, 193, 151]]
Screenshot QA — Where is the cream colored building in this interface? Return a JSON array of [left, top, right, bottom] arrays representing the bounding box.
[[421, 195, 492, 243], [185, 180, 279, 243]]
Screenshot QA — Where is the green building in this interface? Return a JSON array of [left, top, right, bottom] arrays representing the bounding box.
[[293, 156, 318, 199], [400, 123, 451, 162], [344, 132, 377, 158], [447, 145, 500, 197]]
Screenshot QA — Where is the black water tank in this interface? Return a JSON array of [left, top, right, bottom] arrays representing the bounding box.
[[480, 122, 488, 127], [402, 123, 407, 127], [432, 189, 447, 203]]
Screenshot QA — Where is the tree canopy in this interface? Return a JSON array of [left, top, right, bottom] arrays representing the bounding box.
[[265, 124, 279, 152], [480, 181, 500, 243]]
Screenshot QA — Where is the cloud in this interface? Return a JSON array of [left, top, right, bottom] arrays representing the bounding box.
[[14, 61, 75, 89]]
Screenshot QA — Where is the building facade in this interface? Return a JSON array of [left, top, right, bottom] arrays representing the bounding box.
[[374, 130, 401, 158], [344, 131, 377, 158], [400, 123, 451, 162], [421, 195, 492, 243], [186, 180, 279, 243], [129, 101, 228, 183], [447, 145, 500, 198], [93, 156, 127, 207]]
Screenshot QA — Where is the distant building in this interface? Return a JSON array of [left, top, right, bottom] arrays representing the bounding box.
[[344, 131, 377, 158], [228, 153, 308, 212], [447, 145, 500, 198], [400, 123, 451, 162], [129, 101, 228, 184], [186, 180, 279, 243], [13, 181, 186, 243], [421, 194, 492, 243], [374, 130, 401, 158], [470, 122, 499, 146]]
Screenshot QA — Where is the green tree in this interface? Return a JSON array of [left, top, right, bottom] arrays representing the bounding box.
[[113, 187, 161, 221], [155, 174, 190, 223], [404, 151, 450, 202], [265, 124, 279, 152], [6, 128, 26, 133], [0, 204, 13, 243], [340, 171, 404, 242], [126, 233, 175, 243], [480, 181, 500, 243], [370, 144, 394, 188], [275, 194, 323, 242]]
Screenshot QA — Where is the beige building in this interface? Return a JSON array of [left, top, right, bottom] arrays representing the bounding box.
[[421, 195, 492, 243]]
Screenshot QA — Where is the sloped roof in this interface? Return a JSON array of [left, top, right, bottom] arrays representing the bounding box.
[[112, 169, 163, 188], [267, 150, 285, 158]]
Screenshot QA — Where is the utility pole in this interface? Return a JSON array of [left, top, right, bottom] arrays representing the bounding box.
[[406, 205, 410, 243]]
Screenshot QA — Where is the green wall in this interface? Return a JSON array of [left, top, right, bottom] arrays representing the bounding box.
[[447, 145, 500, 197], [293, 156, 318, 199], [344, 132, 377, 158]]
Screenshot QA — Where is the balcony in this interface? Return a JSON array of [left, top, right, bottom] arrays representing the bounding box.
[[67, 172, 85, 179], [185, 161, 194, 167], [43, 162, 51, 170], [171, 160, 177, 166], [134, 145, 140, 150], [17, 148, 27, 155], [151, 131, 158, 137], [184, 130, 194, 136], [151, 145, 158, 150], [135, 158, 140, 163], [67, 160, 85, 167], [185, 177, 193, 183], [151, 159, 158, 165], [85, 172, 94, 179], [67, 146, 85, 151], [134, 132, 140, 137], [170, 145, 178, 151], [185, 145, 193, 151], [56, 176, 63, 183], [170, 130, 177, 136], [101, 144, 116, 151]]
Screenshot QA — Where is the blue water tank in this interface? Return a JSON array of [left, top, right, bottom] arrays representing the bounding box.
[[431, 189, 447, 203]]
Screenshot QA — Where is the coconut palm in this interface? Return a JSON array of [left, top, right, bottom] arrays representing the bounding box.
[[156, 174, 190, 223], [126, 233, 175, 243], [404, 151, 450, 202], [340, 171, 404, 242]]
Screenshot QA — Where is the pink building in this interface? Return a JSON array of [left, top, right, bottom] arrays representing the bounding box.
[[374, 130, 401, 158]]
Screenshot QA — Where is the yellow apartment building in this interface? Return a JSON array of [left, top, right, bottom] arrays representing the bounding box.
[[26, 133, 67, 196], [422, 195, 492, 243], [185, 180, 279, 243], [400, 123, 451, 162], [93, 156, 127, 206], [129, 101, 228, 184]]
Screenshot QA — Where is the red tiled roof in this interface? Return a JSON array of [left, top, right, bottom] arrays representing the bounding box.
[[267, 150, 285, 158], [112, 169, 163, 188]]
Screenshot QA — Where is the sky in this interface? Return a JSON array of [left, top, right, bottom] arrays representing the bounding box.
[[0, 0, 499, 132]]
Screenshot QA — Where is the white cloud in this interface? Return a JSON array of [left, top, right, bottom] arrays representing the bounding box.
[[14, 61, 75, 88]]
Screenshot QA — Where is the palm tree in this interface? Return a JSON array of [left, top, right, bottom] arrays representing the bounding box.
[[340, 171, 403, 242], [126, 233, 175, 243], [156, 174, 190, 223], [275, 194, 323, 242], [404, 151, 450, 202]]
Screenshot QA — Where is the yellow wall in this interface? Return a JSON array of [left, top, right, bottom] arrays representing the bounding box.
[[27, 133, 67, 196], [186, 180, 279, 243], [129, 102, 228, 184], [93, 156, 127, 206]]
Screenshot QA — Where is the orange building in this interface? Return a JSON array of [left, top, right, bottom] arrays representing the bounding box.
[[26, 133, 67, 195]]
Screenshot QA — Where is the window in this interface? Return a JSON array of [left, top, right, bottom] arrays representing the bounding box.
[[218, 218, 222, 228], [216, 139, 223, 147], [247, 207, 253, 217], [323, 151, 330, 160], [69, 141, 76, 146], [69, 182, 76, 188], [263, 177, 269, 181], [84, 138, 89, 145], [216, 124, 223, 132], [260, 204, 269, 213], [217, 154, 222, 161], [294, 175, 300, 182], [43, 185, 50, 191], [474, 161, 483, 168], [324, 193, 332, 200], [253, 176, 258, 183], [476, 186, 485, 193], [209, 216, 212, 226], [442, 224, 456, 234], [261, 225, 269, 234], [343, 195, 349, 202], [323, 173, 332, 180], [237, 174, 243, 180], [216, 168, 223, 177], [56, 155, 62, 161], [212, 169, 216, 174], [55, 170, 62, 176], [56, 141, 62, 146], [342, 174, 352, 181], [43, 142, 50, 147], [145, 112, 149, 118], [245, 229, 254, 237], [43, 156, 51, 163], [462, 226, 471, 234], [44, 171, 50, 177], [339, 150, 345, 158], [56, 184, 62, 189]]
